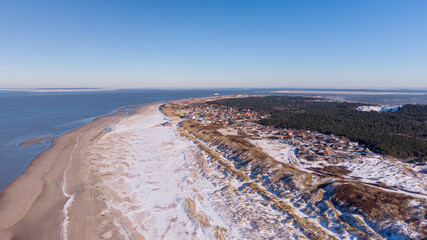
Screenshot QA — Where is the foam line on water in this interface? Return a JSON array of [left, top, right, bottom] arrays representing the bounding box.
[[60, 135, 80, 240]]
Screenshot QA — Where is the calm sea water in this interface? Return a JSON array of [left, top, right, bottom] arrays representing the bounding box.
[[0, 88, 426, 191]]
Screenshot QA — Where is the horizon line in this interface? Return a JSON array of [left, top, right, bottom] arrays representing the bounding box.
[[1, 87, 427, 93]]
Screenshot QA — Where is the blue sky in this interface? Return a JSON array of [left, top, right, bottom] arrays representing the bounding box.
[[0, 0, 426, 88]]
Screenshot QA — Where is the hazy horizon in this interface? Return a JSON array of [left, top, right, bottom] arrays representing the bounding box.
[[2, 87, 427, 93]]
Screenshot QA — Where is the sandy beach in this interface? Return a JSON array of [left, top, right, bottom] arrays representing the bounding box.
[[0, 105, 133, 239]]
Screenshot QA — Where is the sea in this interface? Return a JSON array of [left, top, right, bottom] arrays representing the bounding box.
[[0, 88, 426, 191]]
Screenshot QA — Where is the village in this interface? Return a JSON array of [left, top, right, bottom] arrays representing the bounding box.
[[179, 101, 376, 162]]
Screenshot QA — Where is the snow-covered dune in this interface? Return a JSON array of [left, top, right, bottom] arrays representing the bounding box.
[[85, 106, 307, 239], [87, 106, 228, 239]]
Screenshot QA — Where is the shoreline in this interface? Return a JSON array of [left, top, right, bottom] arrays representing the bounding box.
[[0, 103, 151, 192], [0, 103, 143, 239]]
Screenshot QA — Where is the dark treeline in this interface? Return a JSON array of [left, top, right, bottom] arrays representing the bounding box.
[[211, 96, 427, 162]]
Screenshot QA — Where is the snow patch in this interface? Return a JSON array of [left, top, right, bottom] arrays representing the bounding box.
[[357, 105, 401, 112]]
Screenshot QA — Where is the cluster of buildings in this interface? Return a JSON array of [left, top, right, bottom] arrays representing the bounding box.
[[180, 102, 268, 125], [274, 130, 375, 161], [181, 101, 375, 162]]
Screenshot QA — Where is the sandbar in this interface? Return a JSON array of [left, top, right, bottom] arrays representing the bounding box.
[[18, 137, 50, 146]]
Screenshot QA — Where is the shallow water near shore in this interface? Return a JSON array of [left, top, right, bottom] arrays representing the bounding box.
[[0, 88, 426, 191]]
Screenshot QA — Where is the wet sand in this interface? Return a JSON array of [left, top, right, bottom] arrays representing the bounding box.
[[18, 137, 49, 146], [0, 104, 156, 240]]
